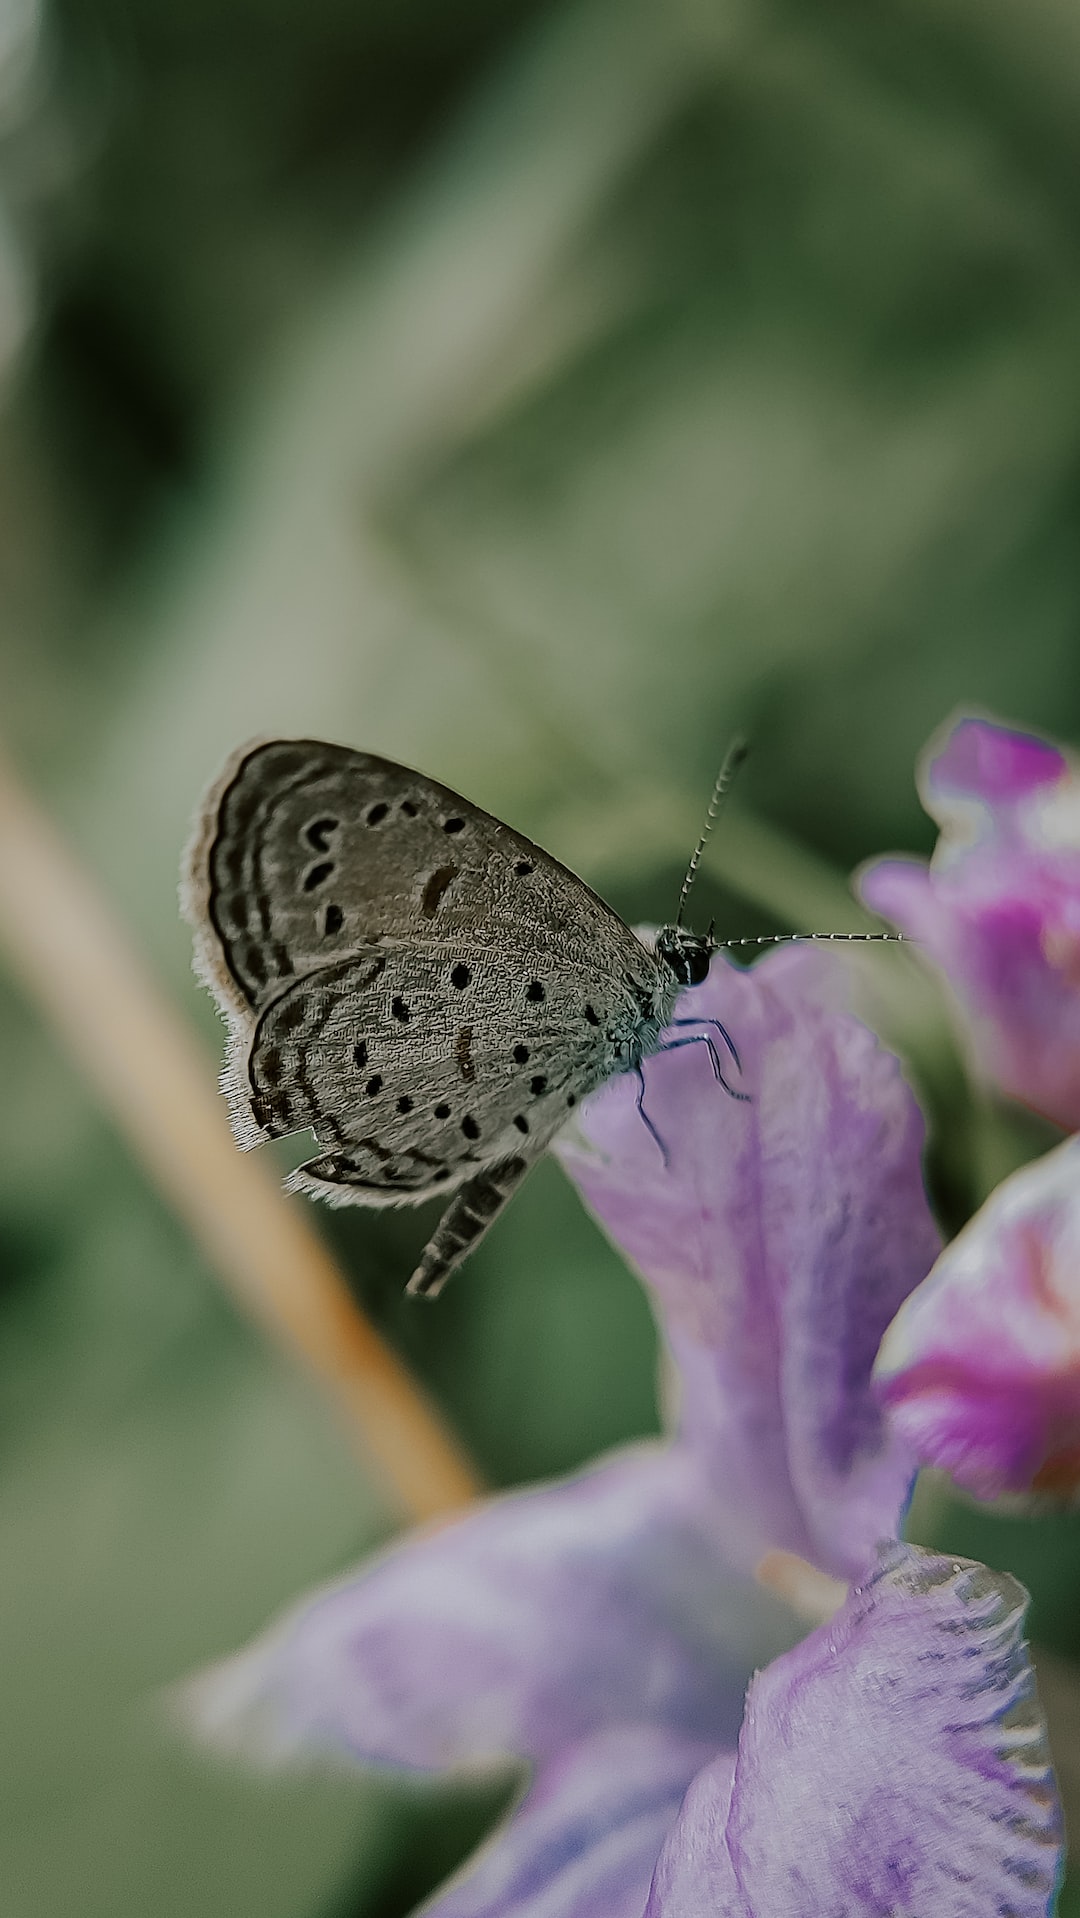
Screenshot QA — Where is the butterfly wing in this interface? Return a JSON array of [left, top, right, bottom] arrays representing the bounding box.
[[243, 934, 640, 1204], [183, 737, 639, 1022], [184, 740, 666, 1228]]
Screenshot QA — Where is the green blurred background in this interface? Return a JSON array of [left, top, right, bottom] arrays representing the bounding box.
[[3, 0, 1080, 1911]]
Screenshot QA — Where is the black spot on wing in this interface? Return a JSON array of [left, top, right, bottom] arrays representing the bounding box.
[[456, 1027, 476, 1083], [421, 865, 458, 917]]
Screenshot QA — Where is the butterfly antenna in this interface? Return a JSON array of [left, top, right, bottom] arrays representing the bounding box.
[[676, 736, 748, 930], [714, 931, 906, 949]]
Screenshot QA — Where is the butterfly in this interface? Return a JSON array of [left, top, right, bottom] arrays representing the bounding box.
[[181, 737, 741, 1297]]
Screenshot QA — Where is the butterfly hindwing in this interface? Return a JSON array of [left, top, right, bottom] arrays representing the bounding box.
[[239, 935, 641, 1203]]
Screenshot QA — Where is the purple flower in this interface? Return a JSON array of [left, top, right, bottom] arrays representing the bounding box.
[[187, 950, 1062, 1914], [859, 713, 1080, 1130], [876, 1134, 1080, 1503]]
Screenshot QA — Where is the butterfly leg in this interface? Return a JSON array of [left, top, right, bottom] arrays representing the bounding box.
[[668, 1016, 742, 1073], [634, 1066, 670, 1169], [658, 1032, 752, 1103], [407, 1156, 531, 1299]]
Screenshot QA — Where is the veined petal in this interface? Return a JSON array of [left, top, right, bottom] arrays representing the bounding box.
[[876, 1135, 1080, 1501], [422, 1726, 718, 1918], [646, 1541, 1063, 1918], [557, 947, 938, 1580], [860, 713, 1080, 1130], [184, 1446, 794, 1773]]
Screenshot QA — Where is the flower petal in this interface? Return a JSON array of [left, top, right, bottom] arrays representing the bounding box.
[[557, 947, 938, 1579], [860, 714, 1080, 1130], [185, 1446, 795, 1772], [424, 1726, 718, 1918], [646, 1540, 1064, 1918], [925, 714, 1067, 818], [876, 1135, 1080, 1501]]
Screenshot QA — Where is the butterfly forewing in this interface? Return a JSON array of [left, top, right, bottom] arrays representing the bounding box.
[[187, 739, 639, 1018]]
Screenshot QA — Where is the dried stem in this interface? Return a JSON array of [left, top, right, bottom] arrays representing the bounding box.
[[0, 745, 482, 1523]]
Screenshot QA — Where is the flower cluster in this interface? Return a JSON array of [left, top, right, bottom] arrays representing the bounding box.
[[861, 716, 1080, 1132], [863, 716, 1080, 1511], [187, 852, 1074, 1914]]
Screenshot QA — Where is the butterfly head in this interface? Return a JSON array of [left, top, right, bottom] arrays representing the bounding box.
[[654, 924, 712, 988]]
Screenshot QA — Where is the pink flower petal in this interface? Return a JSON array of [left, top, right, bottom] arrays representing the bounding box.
[[927, 715, 1066, 813], [424, 1726, 718, 1918], [876, 1135, 1080, 1501], [183, 1446, 796, 1773], [557, 947, 938, 1581], [646, 1542, 1063, 1918]]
